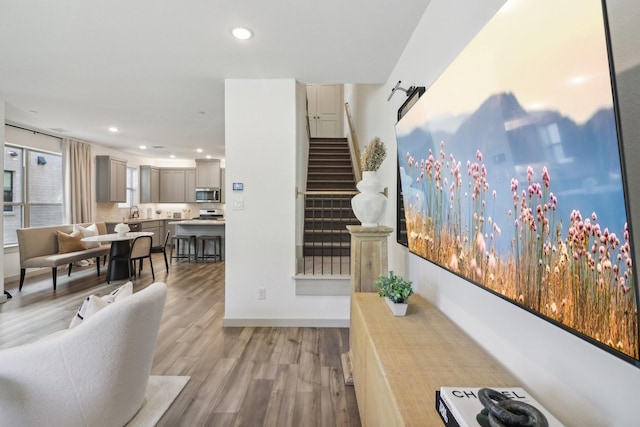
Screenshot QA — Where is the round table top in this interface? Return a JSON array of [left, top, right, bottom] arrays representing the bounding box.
[[81, 231, 154, 243]]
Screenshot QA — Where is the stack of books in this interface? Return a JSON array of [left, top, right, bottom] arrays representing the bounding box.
[[435, 387, 564, 426]]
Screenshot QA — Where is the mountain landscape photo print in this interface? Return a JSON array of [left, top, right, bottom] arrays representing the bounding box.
[[395, 0, 639, 362]]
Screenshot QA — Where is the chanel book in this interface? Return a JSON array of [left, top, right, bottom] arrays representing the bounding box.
[[438, 387, 564, 427]]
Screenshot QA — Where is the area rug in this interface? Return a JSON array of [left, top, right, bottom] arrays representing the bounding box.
[[126, 375, 190, 427]]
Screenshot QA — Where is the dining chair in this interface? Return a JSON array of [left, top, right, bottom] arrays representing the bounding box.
[[109, 236, 154, 282], [150, 231, 171, 271]]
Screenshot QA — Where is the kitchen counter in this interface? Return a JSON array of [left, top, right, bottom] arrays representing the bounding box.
[[126, 218, 189, 223], [169, 220, 225, 260], [167, 220, 225, 225]]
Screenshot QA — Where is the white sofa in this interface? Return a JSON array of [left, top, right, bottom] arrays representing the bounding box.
[[0, 282, 167, 427]]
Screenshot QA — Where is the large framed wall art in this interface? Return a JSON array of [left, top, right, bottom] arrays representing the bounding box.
[[395, 0, 639, 365]]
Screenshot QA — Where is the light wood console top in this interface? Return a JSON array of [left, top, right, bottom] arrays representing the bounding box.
[[351, 292, 517, 426]]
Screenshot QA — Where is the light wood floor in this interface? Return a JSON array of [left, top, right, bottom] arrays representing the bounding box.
[[0, 255, 361, 427]]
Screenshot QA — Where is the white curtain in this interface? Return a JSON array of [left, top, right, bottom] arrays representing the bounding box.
[[63, 138, 94, 223]]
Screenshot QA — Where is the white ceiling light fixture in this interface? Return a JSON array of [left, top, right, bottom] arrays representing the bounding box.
[[108, 126, 119, 133], [205, 154, 212, 159], [196, 148, 203, 153], [140, 145, 147, 150], [232, 27, 253, 40], [169, 154, 176, 159]]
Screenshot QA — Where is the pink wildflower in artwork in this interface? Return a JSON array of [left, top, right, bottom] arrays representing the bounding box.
[[541, 166, 550, 188], [477, 233, 487, 254], [488, 253, 496, 271], [450, 253, 459, 271]]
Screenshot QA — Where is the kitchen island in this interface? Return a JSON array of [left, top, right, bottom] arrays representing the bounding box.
[[168, 220, 225, 260]]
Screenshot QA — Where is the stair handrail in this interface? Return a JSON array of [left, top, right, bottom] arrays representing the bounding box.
[[344, 102, 362, 182]]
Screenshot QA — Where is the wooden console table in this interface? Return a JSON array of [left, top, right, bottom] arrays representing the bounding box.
[[351, 293, 517, 426]]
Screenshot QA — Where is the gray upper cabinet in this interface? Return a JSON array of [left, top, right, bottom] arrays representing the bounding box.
[[195, 159, 221, 188], [159, 168, 195, 203], [185, 169, 196, 203], [140, 165, 160, 203], [96, 155, 127, 202]]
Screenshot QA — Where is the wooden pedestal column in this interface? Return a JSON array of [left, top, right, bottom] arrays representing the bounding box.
[[346, 225, 393, 293], [342, 225, 393, 385]]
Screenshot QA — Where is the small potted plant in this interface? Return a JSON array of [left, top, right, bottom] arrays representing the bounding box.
[[374, 271, 413, 316]]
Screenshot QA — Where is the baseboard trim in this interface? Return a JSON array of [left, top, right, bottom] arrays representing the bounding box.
[[222, 317, 350, 328]]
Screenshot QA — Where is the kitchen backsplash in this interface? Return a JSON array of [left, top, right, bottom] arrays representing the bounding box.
[[96, 202, 207, 222]]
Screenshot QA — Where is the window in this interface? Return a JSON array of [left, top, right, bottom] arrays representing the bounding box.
[[3, 146, 63, 246], [118, 167, 138, 208], [4, 170, 14, 212]]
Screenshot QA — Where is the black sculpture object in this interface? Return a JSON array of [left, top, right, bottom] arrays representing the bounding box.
[[476, 388, 549, 427]]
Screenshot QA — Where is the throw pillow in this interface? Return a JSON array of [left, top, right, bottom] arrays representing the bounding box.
[[103, 281, 133, 303], [68, 281, 134, 328], [74, 223, 100, 249], [69, 295, 109, 328], [57, 230, 87, 254]]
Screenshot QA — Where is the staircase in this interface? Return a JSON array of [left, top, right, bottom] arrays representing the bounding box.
[[304, 137, 359, 258]]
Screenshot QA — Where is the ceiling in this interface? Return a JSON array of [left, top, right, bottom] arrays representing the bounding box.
[[0, 0, 430, 161]]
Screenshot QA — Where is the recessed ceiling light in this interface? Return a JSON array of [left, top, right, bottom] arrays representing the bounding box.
[[108, 127, 119, 133], [196, 148, 203, 153], [232, 27, 253, 40], [140, 145, 147, 150], [169, 154, 176, 159], [206, 155, 212, 159]]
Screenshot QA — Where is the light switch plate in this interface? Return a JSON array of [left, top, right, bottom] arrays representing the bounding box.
[[233, 198, 244, 210]]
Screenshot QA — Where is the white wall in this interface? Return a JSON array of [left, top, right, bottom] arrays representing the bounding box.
[[223, 79, 350, 326], [353, 0, 640, 425], [0, 104, 5, 301], [295, 82, 309, 254]]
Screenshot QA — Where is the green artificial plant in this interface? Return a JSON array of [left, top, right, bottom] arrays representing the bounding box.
[[374, 271, 413, 304]]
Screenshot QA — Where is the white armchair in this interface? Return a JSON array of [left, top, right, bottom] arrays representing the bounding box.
[[0, 282, 167, 427]]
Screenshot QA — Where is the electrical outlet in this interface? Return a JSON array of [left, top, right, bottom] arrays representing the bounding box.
[[258, 287, 266, 300]]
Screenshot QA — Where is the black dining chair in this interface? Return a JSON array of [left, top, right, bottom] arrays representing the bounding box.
[[150, 231, 171, 271], [109, 235, 154, 282]]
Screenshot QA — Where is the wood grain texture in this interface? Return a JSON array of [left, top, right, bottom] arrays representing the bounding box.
[[350, 292, 517, 426], [0, 256, 361, 426]]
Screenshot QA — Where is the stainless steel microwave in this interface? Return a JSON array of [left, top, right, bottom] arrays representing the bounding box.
[[195, 188, 220, 203]]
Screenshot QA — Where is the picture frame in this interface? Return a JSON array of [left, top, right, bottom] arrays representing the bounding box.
[[395, 0, 639, 365]]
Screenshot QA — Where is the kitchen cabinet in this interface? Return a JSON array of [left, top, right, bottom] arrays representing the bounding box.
[[139, 166, 160, 203], [185, 169, 196, 203], [195, 159, 221, 188], [159, 169, 185, 203], [159, 168, 195, 203], [141, 220, 162, 247], [96, 156, 127, 202], [106, 221, 141, 233]]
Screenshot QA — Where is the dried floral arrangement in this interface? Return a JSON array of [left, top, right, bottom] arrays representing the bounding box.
[[361, 137, 387, 171]]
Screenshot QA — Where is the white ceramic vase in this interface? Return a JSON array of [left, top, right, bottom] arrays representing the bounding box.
[[351, 171, 387, 227], [385, 297, 408, 316]]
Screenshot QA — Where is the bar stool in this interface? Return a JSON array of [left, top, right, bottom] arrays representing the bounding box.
[[171, 234, 196, 262], [195, 235, 222, 262]]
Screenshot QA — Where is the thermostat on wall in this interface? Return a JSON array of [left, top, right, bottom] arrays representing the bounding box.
[[232, 182, 243, 191]]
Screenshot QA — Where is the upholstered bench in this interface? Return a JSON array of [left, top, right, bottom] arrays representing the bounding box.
[[16, 222, 111, 291]]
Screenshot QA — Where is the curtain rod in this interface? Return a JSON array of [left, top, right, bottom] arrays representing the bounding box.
[[6, 122, 64, 140]]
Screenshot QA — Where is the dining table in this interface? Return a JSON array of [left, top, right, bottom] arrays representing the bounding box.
[[82, 231, 154, 282]]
